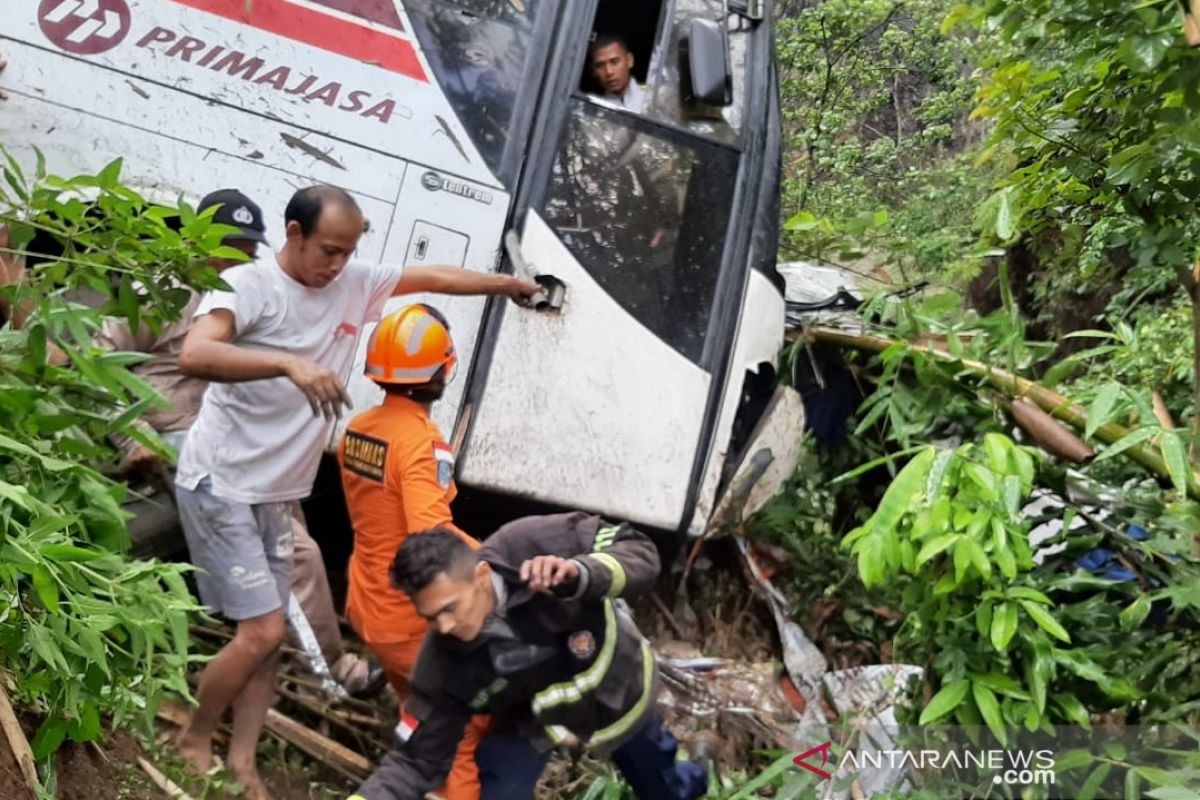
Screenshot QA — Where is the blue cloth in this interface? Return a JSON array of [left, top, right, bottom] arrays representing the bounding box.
[[1074, 525, 1150, 582], [475, 714, 707, 800]]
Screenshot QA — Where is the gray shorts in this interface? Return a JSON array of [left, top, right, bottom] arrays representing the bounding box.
[[176, 477, 294, 621]]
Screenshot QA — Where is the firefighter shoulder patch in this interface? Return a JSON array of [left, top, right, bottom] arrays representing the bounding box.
[[433, 441, 455, 488], [344, 432, 388, 482], [567, 630, 596, 660]]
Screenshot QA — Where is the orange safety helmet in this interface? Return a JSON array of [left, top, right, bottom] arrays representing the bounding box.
[[364, 304, 457, 386]]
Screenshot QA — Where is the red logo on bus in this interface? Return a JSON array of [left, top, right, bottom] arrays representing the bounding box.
[[38, 0, 132, 55], [169, 0, 427, 82]]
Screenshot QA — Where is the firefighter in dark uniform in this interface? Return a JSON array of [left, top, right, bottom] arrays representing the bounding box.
[[346, 514, 707, 800]]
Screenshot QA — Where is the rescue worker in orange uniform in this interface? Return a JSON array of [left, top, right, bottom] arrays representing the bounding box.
[[338, 304, 485, 800]]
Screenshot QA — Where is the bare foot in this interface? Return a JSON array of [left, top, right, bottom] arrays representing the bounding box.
[[229, 763, 274, 800], [174, 728, 213, 775]]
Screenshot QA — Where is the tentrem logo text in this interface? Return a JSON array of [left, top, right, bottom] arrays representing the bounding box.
[[134, 27, 404, 124], [420, 172, 495, 205], [794, 741, 1056, 788]]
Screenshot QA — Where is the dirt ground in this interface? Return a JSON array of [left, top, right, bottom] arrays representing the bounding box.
[[0, 721, 354, 800]]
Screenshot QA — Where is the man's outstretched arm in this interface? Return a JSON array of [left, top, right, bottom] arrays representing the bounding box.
[[350, 691, 467, 800], [394, 266, 541, 304]]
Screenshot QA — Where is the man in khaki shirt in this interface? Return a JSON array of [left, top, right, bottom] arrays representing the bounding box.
[[96, 191, 253, 469]]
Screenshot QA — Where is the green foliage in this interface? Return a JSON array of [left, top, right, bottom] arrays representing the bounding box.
[[968, 0, 1200, 357], [0, 148, 232, 764], [841, 434, 1085, 742], [778, 0, 995, 278]]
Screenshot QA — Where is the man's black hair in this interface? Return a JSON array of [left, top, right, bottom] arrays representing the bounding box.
[[589, 32, 631, 58], [285, 185, 361, 237], [391, 529, 478, 598]]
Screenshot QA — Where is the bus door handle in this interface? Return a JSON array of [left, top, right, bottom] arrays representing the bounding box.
[[504, 230, 565, 312]]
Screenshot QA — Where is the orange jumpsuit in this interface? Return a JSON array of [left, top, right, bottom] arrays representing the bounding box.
[[339, 393, 485, 800]]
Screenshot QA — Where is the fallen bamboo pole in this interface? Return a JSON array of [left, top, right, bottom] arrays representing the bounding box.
[[264, 708, 372, 781], [809, 326, 1200, 500], [274, 683, 388, 736], [0, 679, 39, 796]]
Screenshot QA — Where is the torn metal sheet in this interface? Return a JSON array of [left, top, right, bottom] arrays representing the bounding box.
[[734, 535, 828, 687]]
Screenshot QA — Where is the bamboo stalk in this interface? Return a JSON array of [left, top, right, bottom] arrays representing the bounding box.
[[136, 755, 196, 800], [0, 679, 39, 796], [263, 708, 372, 781], [274, 683, 388, 734], [810, 326, 1200, 499]]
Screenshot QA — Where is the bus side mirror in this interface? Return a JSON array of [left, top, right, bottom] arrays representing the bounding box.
[[680, 18, 732, 107]]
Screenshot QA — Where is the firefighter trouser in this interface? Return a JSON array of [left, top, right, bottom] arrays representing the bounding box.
[[365, 636, 487, 800], [474, 713, 706, 800]]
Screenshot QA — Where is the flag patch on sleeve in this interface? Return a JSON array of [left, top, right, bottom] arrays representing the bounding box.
[[433, 442, 455, 488], [396, 709, 421, 743]]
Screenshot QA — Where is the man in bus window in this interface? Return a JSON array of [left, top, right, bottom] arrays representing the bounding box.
[[589, 33, 648, 112]]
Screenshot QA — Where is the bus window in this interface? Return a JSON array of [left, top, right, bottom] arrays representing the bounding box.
[[585, 0, 747, 143], [582, 1, 667, 100], [403, 0, 544, 182], [542, 99, 739, 363]]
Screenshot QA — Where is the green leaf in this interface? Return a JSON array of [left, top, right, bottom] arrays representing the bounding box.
[[1120, 594, 1152, 631], [857, 534, 887, 587], [1007, 587, 1051, 605], [976, 602, 993, 639], [67, 702, 102, 743], [31, 716, 68, 760], [97, 157, 124, 188], [1094, 426, 1157, 463], [1052, 692, 1092, 727], [1024, 651, 1047, 714], [1085, 383, 1121, 440], [983, 433, 1009, 473], [31, 564, 61, 614], [971, 681, 1006, 744], [833, 444, 927, 483], [961, 538, 992, 579], [919, 679, 970, 724], [924, 449, 955, 500], [916, 534, 958, 567], [991, 602, 1018, 651], [1054, 749, 1094, 773], [1020, 601, 1070, 643], [1120, 34, 1172, 73], [1160, 431, 1191, 497], [965, 463, 999, 501], [970, 672, 1030, 700], [1126, 768, 1141, 800], [872, 448, 937, 532], [954, 538, 971, 584], [1146, 788, 1199, 799], [995, 187, 1016, 240], [1077, 763, 1112, 800]]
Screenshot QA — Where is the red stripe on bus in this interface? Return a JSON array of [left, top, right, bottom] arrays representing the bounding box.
[[170, 0, 427, 82]]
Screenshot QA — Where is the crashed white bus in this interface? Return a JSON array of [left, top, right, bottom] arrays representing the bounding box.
[[1, 0, 802, 543]]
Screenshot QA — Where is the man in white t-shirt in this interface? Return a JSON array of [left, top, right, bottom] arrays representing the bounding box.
[[172, 185, 538, 798]]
